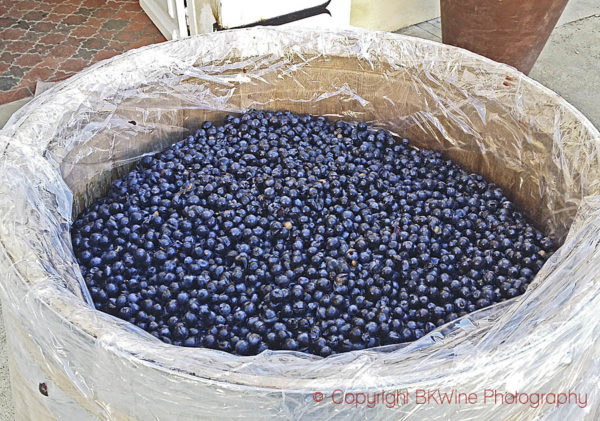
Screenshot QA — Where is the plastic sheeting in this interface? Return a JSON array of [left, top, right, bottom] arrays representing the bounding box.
[[0, 27, 599, 420]]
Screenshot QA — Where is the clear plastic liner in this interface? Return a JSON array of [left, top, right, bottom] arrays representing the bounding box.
[[0, 27, 599, 420]]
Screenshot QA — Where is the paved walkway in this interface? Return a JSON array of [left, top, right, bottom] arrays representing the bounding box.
[[0, 0, 165, 104]]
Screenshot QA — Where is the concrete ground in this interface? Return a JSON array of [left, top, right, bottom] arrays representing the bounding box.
[[0, 0, 598, 419]]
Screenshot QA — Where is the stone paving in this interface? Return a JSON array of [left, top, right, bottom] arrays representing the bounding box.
[[0, 0, 165, 104]]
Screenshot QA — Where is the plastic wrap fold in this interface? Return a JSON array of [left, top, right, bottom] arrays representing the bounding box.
[[0, 27, 599, 420]]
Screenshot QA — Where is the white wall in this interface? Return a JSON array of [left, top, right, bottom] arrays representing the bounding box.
[[351, 0, 440, 31]]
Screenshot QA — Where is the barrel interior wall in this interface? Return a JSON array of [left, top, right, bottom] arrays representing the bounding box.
[[64, 55, 571, 241]]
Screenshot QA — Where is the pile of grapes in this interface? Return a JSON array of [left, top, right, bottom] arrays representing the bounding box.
[[72, 110, 555, 356]]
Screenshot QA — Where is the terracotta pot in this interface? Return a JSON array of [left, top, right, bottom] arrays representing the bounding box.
[[441, 0, 569, 74]]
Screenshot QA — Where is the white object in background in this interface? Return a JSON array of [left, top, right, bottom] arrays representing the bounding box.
[[140, 0, 350, 39], [187, 0, 218, 35], [140, 0, 438, 40], [350, 0, 440, 32], [140, 0, 189, 40], [215, 0, 351, 30]]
